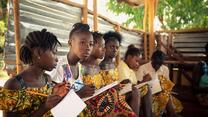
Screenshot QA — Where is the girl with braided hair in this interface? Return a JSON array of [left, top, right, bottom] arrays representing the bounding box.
[[3, 29, 70, 117]]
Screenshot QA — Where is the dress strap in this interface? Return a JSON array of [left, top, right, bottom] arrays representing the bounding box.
[[14, 75, 27, 89]]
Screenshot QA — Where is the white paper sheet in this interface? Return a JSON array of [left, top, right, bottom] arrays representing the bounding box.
[[119, 83, 132, 95], [135, 78, 162, 94], [51, 90, 86, 117], [82, 81, 119, 101]]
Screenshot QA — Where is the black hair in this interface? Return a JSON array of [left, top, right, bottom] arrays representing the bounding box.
[[124, 44, 140, 60], [205, 43, 208, 52], [92, 31, 103, 44], [69, 22, 91, 39], [151, 50, 166, 61], [103, 31, 122, 45], [20, 29, 61, 64]]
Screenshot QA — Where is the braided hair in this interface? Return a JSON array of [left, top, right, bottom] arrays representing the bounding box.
[[20, 29, 61, 64], [69, 23, 91, 39], [103, 31, 122, 45], [92, 31, 103, 44]]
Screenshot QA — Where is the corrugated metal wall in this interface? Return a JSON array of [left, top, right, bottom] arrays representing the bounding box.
[[5, 0, 143, 75], [88, 14, 143, 57], [173, 32, 208, 57]]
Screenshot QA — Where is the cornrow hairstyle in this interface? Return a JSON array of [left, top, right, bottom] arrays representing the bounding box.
[[20, 29, 61, 64], [151, 50, 165, 61], [103, 31, 122, 45], [124, 44, 140, 60], [69, 22, 91, 39], [92, 31, 103, 44]]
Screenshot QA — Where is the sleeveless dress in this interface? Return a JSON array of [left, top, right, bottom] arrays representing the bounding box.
[[1, 75, 54, 117], [80, 66, 137, 117]]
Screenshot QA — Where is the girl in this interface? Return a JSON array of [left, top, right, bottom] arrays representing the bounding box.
[[118, 44, 153, 117], [4, 29, 69, 117], [81, 31, 138, 117], [99, 31, 140, 117], [48, 22, 95, 99]]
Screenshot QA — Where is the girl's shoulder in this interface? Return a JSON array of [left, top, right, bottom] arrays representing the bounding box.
[[4, 75, 23, 90]]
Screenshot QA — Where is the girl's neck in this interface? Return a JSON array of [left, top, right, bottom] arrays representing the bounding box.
[[124, 59, 130, 68], [103, 57, 114, 64], [27, 65, 44, 80], [84, 55, 97, 66], [67, 51, 80, 66]]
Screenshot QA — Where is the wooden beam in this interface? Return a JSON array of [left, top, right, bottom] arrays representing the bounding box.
[[148, 0, 155, 58], [53, 0, 83, 8], [143, 0, 148, 60], [54, 0, 144, 34], [156, 28, 208, 33], [13, 0, 22, 74], [114, 24, 121, 32], [82, 0, 88, 24], [93, 0, 98, 31]]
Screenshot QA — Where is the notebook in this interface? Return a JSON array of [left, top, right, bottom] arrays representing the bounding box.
[[82, 81, 119, 101], [51, 90, 86, 117], [135, 77, 162, 94]]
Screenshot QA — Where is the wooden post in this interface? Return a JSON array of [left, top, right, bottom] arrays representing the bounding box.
[[82, 0, 88, 24], [143, 0, 148, 60], [13, 0, 22, 74], [114, 24, 120, 32], [148, 0, 155, 58], [93, 0, 98, 31]]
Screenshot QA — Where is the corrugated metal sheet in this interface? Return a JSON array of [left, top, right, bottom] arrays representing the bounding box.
[[88, 14, 143, 58], [5, 0, 82, 73], [173, 32, 208, 57], [5, 0, 143, 75]]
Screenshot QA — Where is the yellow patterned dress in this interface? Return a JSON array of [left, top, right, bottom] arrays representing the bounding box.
[[81, 68, 137, 117], [152, 75, 183, 117], [0, 86, 53, 117]]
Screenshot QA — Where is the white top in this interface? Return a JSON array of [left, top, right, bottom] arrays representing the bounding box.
[[46, 56, 84, 91], [136, 62, 169, 81]]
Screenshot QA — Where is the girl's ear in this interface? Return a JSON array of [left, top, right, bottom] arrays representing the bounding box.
[[33, 48, 43, 59], [68, 39, 72, 47]]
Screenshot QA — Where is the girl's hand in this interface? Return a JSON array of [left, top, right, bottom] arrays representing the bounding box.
[[76, 85, 95, 98], [120, 79, 130, 84], [143, 74, 152, 82], [52, 81, 70, 97], [44, 95, 62, 110]]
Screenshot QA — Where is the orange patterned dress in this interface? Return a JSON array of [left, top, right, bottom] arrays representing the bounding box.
[[152, 75, 183, 117], [81, 68, 137, 117]]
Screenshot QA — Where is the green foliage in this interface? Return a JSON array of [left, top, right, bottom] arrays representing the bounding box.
[[0, 0, 8, 52], [107, 0, 208, 30]]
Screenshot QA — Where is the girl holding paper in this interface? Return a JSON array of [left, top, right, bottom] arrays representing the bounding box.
[[81, 31, 138, 117], [136, 50, 183, 117], [47, 23, 96, 99], [99, 31, 140, 117], [4, 29, 70, 117], [117, 44, 153, 117]]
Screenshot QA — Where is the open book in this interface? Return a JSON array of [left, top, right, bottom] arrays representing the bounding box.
[[82, 81, 119, 101]]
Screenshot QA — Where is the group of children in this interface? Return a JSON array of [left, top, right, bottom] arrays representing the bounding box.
[[0, 22, 184, 117]]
